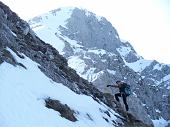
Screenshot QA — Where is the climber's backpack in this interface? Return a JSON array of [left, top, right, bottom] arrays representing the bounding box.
[[124, 83, 132, 96]]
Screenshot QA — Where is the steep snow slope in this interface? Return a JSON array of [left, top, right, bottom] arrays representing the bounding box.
[[0, 48, 119, 127], [29, 8, 74, 54]]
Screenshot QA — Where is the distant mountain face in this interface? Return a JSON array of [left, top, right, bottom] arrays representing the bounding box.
[[0, 2, 154, 127], [28, 7, 170, 127]]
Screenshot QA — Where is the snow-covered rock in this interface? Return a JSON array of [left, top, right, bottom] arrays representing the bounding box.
[[28, 6, 170, 127]]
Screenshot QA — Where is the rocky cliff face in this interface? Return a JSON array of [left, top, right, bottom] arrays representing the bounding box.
[[60, 8, 120, 52], [28, 7, 170, 127], [0, 2, 152, 127]]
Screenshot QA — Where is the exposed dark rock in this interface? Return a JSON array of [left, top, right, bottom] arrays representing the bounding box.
[[17, 62, 27, 69], [86, 113, 93, 121], [103, 117, 109, 122], [0, 56, 3, 64], [45, 98, 77, 122], [2, 48, 17, 66]]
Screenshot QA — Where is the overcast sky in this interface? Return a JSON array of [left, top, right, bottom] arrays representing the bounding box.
[[2, 0, 170, 64]]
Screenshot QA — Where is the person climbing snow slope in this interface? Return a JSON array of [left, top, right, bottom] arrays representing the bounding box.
[[107, 81, 131, 111]]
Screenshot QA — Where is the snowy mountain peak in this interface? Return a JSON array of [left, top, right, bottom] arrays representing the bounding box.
[[29, 7, 102, 31], [28, 6, 170, 127], [29, 7, 121, 53], [29, 7, 74, 31]]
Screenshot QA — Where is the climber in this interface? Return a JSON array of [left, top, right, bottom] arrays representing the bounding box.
[[107, 81, 131, 111]]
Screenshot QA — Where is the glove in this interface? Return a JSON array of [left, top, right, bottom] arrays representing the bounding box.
[[107, 85, 111, 87]]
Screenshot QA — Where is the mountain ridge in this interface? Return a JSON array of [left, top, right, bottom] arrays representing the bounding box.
[[0, 2, 152, 127], [28, 7, 170, 127]]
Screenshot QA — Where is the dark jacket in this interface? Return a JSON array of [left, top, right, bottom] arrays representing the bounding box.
[[119, 83, 127, 93]]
